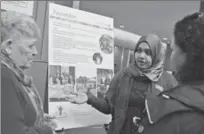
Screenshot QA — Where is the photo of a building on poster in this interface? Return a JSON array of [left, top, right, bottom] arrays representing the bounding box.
[[48, 3, 114, 130], [76, 66, 97, 96], [48, 65, 75, 102]]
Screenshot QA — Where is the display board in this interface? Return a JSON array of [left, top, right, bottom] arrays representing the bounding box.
[[48, 3, 114, 130], [1, 1, 34, 16]]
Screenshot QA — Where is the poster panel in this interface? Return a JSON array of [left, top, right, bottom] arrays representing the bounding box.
[[48, 3, 114, 130]]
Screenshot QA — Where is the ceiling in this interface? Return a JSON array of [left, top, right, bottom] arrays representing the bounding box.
[[80, 1, 200, 39]]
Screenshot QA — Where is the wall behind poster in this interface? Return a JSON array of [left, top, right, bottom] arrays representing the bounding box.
[[201, 0, 204, 12], [80, 1, 200, 71]]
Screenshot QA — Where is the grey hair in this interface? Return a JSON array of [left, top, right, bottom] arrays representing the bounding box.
[[1, 11, 41, 42]]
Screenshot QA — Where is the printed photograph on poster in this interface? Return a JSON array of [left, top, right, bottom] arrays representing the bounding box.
[[93, 52, 103, 65], [49, 102, 111, 129], [76, 66, 97, 97], [48, 3, 114, 129], [97, 69, 114, 98], [49, 102, 69, 118], [99, 34, 114, 54], [48, 65, 76, 102]]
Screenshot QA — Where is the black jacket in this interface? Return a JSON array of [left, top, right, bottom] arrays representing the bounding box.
[[136, 81, 204, 134], [1, 64, 53, 134], [87, 67, 177, 134]]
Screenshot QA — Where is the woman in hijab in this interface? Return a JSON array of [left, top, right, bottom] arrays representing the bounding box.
[[1, 11, 57, 134], [65, 34, 178, 134], [132, 12, 204, 134]]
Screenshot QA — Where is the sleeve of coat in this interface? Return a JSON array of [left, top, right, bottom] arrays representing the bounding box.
[[164, 71, 179, 90], [2, 73, 53, 134], [179, 112, 204, 134], [87, 70, 122, 114], [169, 73, 178, 88]]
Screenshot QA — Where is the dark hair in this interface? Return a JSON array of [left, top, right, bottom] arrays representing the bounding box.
[[174, 12, 204, 83], [93, 53, 103, 62]]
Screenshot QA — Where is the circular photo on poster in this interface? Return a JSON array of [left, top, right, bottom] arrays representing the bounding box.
[[99, 34, 113, 54], [93, 52, 103, 65]]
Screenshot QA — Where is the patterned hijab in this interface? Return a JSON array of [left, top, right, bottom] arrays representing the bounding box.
[[133, 34, 167, 82]]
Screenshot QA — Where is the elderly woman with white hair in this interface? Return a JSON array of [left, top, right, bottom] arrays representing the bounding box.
[[1, 11, 57, 134]]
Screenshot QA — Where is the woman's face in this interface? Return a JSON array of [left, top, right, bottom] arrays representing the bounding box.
[[170, 36, 186, 72], [9, 37, 38, 69], [135, 42, 152, 69]]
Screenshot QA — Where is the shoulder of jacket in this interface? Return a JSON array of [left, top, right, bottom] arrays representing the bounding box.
[[1, 64, 20, 86], [155, 71, 178, 91], [2, 64, 16, 79], [161, 71, 176, 82]]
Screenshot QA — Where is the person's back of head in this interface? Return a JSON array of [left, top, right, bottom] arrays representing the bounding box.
[[173, 12, 204, 83]]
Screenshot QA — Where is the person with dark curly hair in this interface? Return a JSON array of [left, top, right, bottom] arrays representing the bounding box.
[[93, 52, 103, 65], [99, 34, 113, 54], [130, 12, 204, 134]]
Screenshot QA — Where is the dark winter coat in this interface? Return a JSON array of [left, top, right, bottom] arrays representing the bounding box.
[[87, 66, 177, 134], [134, 81, 204, 134], [1, 63, 53, 134]]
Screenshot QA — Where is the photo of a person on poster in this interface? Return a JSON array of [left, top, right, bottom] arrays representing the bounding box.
[[97, 69, 113, 98], [93, 52, 103, 65], [99, 34, 113, 54]]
